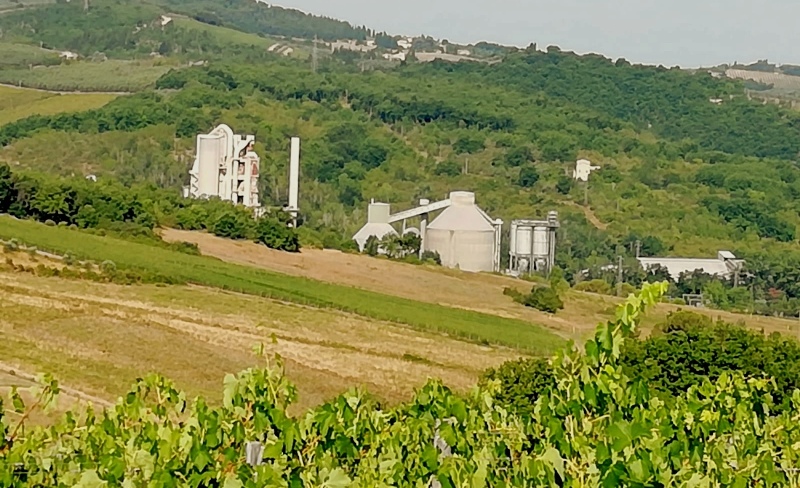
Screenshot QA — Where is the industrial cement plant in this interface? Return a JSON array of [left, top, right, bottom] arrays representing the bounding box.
[[186, 124, 262, 208], [354, 191, 559, 275], [186, 124, 560, 276], [184, 124, 301, 224]]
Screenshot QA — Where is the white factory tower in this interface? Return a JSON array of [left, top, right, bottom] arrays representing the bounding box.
[[187, 124, 261, 208]]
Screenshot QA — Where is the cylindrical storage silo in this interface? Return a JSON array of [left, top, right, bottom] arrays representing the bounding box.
[[509, 222, 517, 257], [515, 225, 533, 256], [426, 191, 495, 272], [197, 134, 223, 197], [532, 227, 549, 257]]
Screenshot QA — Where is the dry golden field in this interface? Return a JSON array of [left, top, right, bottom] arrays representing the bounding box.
[[0, 250, 519, 415]]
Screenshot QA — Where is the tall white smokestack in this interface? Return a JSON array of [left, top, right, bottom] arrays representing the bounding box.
[[288, 137, 300, 223]]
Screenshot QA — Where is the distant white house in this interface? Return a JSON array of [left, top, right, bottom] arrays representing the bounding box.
[[160, 15, 173, 27], [573, 159, 601, 182], [456, 49, 471, 56], [638, 251, 744, 281], [709, 98, 724, 104], [397, 38, 413, 50], [330, 40, 376, 53], [59, 51, 79, 60], [383, 51, 407, 62]]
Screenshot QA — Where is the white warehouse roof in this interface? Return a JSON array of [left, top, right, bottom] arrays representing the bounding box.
[[637, 250, 742, 281]]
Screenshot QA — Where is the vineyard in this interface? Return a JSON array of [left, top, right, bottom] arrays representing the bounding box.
[[3, 283, 800, 486], [0, 86, 117, 126]]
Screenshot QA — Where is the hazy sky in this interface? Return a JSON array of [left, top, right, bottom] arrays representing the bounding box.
[[275, 0, 797, 68]]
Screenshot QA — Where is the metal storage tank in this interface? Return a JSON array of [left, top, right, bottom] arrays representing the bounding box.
[[196, 133, 223, 197], [515, 226, 533, 255], [426, 191, 495, 272], [532, 227, 549, 257]]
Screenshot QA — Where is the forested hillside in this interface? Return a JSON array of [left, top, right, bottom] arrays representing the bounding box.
[[1, 0, 799, 316]]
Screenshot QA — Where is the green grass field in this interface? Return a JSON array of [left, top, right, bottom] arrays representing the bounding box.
[[0, 217, 564, 354], [0, 85, 117, 125], [0, 60, 175, 92]]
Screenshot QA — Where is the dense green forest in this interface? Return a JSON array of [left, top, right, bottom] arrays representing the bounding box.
[[1, 0, 799, 315]]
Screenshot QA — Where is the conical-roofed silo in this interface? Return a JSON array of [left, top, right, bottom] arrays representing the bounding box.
[[426, 191, 496, 272], [353, 201, 398, 252]]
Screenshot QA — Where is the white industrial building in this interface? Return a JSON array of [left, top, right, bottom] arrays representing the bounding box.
[[353, 191, 502, 273], [573, 159, 601, 182], [187, 124, 261, 208], [185, 125, 302, 222], [353, 201, 398, 250], [637, 250, 744, 281]]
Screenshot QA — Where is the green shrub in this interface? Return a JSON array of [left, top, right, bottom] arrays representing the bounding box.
[[174, 205, 209, 231], [505, 285, 564, 314], [100, 260, 117, 275], [480, 357, 554, 417], [339, 238, 359, 253], [574, 279, 613, 295], [210, 210, 253, 240], [524, 286, 565, 314], [620, 282, 636, 296], [363, 235, 379, 256], [167, 241, 201, 255], [254, 217, 300, 252], [421, 250, 442, 265]]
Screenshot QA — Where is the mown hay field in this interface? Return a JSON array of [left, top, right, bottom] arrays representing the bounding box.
[[0, 256, 517, 413]]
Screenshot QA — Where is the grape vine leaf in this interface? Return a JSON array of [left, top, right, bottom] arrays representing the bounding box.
[[541, 447, 565, 479], [74, 471, 107, 488]]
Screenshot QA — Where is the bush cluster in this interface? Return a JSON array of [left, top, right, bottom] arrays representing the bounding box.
[[505, 285, 564, 314], [482, 310, 800, 417]]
